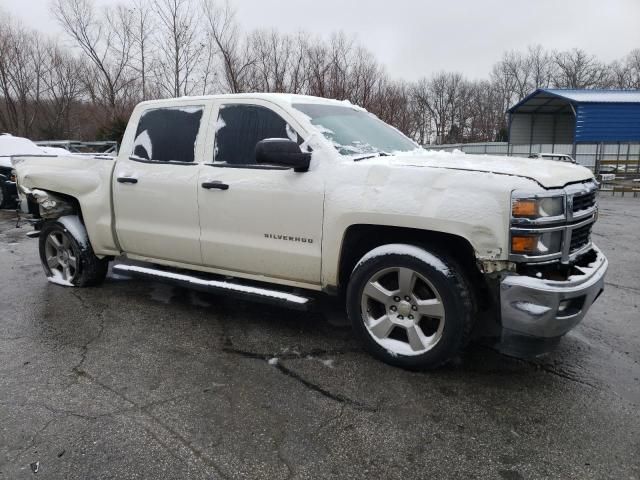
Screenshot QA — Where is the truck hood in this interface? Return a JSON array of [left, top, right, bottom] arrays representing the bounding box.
[[370, 152, 594, 189]]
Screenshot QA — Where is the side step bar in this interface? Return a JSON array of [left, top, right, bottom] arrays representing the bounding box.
[[112, 264, 312, 310]]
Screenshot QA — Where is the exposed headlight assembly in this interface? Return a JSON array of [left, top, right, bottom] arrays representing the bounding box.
[[510, 182, 598, 263], [510, 190, 566, 260]]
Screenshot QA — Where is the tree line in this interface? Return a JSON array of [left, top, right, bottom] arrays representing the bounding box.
[[1, 0, 639, 144]]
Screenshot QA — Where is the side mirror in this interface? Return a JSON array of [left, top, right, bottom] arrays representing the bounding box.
[[255, 139, 310, 172]]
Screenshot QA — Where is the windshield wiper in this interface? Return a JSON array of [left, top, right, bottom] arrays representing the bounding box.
[[353, 152, 390, 162]]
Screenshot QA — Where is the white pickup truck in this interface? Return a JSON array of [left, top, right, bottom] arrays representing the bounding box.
[[13, 93, 607, 369]]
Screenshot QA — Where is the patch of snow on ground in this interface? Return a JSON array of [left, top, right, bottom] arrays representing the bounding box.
[[268, 357, 279, 365], [320, 359, 334, 368], [305, 355, 335, 368]]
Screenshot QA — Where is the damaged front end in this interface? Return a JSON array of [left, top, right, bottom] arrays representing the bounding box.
[[16, 186, 77, 236], [496, 246, 607, 357], [487, 180, 607, 357], [18, 185, 75, 220]]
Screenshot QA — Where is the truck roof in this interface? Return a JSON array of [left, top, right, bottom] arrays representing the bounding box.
[[135, 93, 364, 110]]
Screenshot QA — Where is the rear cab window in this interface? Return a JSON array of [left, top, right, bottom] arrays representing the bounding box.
[[213, 104, 301, 166], [131, 106, 204, 163]]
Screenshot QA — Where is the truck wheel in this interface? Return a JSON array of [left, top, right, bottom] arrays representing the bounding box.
[[39, 219, 109, 287], [0, 181, 8, 209], [346, 244, 474, 370]]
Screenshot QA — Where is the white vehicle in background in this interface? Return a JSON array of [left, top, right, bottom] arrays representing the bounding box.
[[12, 94, 607, 369], [528, 153, 577, 164], [0, 134, 68, 209]]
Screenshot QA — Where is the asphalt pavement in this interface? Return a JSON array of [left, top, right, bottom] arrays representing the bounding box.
[[0, 195, 638, 479]]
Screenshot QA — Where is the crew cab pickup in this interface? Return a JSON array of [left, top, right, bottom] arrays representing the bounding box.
[[13, 94, 607, 369]]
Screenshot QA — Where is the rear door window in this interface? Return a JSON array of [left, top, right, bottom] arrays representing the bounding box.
[[214, 104, 298, 165], [132, 106, 204, 163]]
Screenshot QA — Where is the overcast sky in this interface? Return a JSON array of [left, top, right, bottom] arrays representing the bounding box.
[[4, 0, 640, 80]]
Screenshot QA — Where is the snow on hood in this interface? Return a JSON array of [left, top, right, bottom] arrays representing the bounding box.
[[364, 150, 594, 189]]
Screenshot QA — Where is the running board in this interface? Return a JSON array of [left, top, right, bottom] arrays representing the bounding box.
[[112, 264, 312, 310]]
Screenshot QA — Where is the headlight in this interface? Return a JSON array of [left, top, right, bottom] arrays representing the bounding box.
[[512, 196, 564, 219], [511, 231, 563, 255]]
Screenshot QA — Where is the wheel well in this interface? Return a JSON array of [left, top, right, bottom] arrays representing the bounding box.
[[337, 224, 490, 309], [29, 189, 82, 222]]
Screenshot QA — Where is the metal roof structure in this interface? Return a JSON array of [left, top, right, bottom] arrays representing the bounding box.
[[508, 88, 640, 143]]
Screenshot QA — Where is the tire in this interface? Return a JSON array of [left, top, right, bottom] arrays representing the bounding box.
[[39, 218, 109, 287], [346, 244, 474, 370], [0, 181, 9, 209]]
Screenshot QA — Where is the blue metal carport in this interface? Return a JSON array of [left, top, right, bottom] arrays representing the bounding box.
[[508, 89, 640, 147]]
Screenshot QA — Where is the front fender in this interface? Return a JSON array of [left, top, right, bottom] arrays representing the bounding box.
[[320, 163, 538, 287]]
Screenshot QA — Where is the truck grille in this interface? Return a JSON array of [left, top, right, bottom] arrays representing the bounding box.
[[572, 190, 597, 213], [570, 223, 592, 252]]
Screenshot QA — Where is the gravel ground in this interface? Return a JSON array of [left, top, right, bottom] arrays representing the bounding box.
[[0, 195, 638, 479]]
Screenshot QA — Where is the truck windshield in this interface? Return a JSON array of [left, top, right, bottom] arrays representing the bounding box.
[[293, 103, 418, 156]]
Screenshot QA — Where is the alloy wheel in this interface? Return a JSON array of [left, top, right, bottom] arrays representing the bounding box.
[[360, 266, 445, 356], [44, 230, 78, 282]]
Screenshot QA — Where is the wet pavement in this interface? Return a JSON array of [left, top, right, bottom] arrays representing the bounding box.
[[0, 196, 638, 479]]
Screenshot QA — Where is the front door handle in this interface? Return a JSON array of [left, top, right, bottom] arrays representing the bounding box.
[[117, 177, 138, 184], [201, 181, 229, 190]]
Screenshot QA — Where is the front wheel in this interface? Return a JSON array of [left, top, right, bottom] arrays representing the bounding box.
[[39, 218, 109, 287], [346, 244, 474, 370]]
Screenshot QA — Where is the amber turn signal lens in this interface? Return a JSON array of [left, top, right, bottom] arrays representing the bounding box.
[[511, 235, 538, 254], [512, 199, 539, 217]]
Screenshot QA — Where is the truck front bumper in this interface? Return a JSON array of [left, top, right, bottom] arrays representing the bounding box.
[[497, 245, 607, 356]]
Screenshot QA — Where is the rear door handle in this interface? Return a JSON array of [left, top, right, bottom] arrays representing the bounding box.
[[117, 177, 138, 184], [201, 181, 229, 190]]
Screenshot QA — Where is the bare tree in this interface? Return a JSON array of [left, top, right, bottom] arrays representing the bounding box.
[[39, 43, 85, 138], [0, 14, 48, 136], [153, 0, 203, 97], [52, 0, 134, 117], [611, 49, 640, 89], [202, 0, 254, 93], [129, 0, 154, 100], [553, 48, 611, 89]]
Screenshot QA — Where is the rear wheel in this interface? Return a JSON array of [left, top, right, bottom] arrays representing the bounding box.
[[39, 219, 109, 287], [0, 181, 9, 209], [347, 244, 474, 369]]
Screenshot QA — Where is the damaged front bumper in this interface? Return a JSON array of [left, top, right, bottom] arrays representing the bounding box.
[[497, 245, 607, 357]]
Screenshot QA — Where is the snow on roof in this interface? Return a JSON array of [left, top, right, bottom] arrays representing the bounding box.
[[543, 89, 640, 103], [509, 88, 640, 112], [0, 134, 43, 156], [136, 92, 361, 109]]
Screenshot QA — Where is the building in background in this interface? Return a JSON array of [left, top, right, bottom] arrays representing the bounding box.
[[507, 89, 640, 173]]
